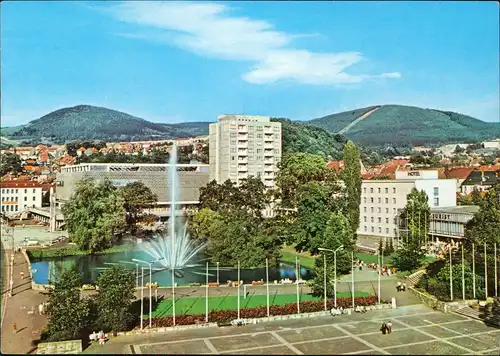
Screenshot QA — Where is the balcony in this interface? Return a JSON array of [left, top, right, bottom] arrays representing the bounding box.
[[238, 140, 248, 147], [238, 157, 248, 163], [238, 173, 249, 180], [264, 150, 273, 157], [264, 143, 274, 149], [238, 149, 248, 155], [237, 125, 248, 132], [238, 165, 248, 171], [264, 164, 274, 171]]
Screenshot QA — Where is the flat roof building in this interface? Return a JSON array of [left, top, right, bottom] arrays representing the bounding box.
[[359, 170, 457, 238], [56, 163, 210, 217]]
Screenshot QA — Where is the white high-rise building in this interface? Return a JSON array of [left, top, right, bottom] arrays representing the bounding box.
[[359, 170, 457, 238], [209, 115, 282, 188]]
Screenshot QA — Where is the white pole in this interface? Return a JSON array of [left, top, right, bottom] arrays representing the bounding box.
[[136, 264, 139, 288], [172, 268, 176, 326], [205, 262, 209, 323], [217, 262, 220, 285], [334, 250, 337, 308], [378, 252, 381, 304], [472, 243, 476, 299], [495, 243, 498, 297], [484, 242, 488, 298], [449, 245, 453, 301], [296, 256, 300, 314], [351, 251, 355, 308], [323, 253, 327, 311], [237, 260, 241, 320], [140, 267, 144, 330], [149, 263, 152, 329], [266, 258, 270, 317], [462, 243, 465, 301]]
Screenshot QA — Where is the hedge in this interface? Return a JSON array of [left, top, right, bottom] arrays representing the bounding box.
[[149, 296, 378, 327]]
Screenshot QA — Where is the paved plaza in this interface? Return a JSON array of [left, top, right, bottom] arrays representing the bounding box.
[[83, 304, 500, 355]]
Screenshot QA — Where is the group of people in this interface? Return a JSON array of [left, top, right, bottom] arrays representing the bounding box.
[[89, 331, 107, 345], [396, 281, 407, 292], [38, 302, 49, 315], [380, 321, 393, 334], [366, 263, 395, 276], [330, 306, 346, 316]]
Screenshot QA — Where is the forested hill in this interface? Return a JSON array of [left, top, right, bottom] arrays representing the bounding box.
[[308, 105, 499, 147], [4, 105, 210, 144]]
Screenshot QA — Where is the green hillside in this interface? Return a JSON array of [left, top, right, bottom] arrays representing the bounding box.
[[272, 118, 345, 160], [309, 105, 499, 147], [6, 105, 210, 144], [308, 106, 380, 133]]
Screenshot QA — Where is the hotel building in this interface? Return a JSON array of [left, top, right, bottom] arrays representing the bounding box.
[[359, 170, 457, 238]]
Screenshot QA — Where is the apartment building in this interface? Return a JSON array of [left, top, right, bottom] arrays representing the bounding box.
[[209, 115, 282, 188], [0, 181, 43, 214], [359, 170, 456, 238]]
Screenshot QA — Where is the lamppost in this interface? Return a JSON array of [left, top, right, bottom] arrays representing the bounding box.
[[318, 245, 344, 308], [216, 262, 220, 285], [133, 257, 164, 329]]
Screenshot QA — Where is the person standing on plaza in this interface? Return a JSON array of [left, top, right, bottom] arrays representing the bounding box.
[[396, 281, 401, 292], [13, 323, 17, 334], [387, 321, 392, 333]]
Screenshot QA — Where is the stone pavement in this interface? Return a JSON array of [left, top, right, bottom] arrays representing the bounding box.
[[1, 245, 49, 355], [83, 304, 500, 355]]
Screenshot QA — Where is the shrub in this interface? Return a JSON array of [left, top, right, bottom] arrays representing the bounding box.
[[148, 296, 378, 328]]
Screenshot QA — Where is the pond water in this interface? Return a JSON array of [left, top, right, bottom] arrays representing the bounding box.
[[30, 250, 314, 286]]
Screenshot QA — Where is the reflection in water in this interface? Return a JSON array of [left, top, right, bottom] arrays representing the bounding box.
[[31, 251, 314, 286]]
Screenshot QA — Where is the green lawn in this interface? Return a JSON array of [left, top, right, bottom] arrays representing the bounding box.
[[280, 250, 316, 269], [145, 291, 370, 318]]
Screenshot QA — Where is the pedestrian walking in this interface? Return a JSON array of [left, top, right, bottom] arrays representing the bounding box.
[[396, 281, 401, 292], [402, 283, 407, 292], [20, 271, 24, 280], [387, 321, 392, 334], [13, 323, 17, 334], [38, 303, 44, 315]]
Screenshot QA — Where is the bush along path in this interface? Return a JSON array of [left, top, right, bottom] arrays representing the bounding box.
[[149, 296, 379, 327]]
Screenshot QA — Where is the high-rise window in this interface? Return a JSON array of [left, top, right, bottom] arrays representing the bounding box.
[[434, 197, 439, 206], [433, 187, 439, 196]]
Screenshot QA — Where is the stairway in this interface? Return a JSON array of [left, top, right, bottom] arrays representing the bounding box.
[[455, 306, 500, 327], [405, 269, 426, 287]]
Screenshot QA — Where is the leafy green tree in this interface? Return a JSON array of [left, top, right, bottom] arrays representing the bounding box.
[[62, 178, 126, 252], [292, 181, 344, 253], [45, 269, 91, 341], [465, 184, 500, 247], [118, 181, 157, 232], [341, 141, 362, 237], [205, 212, 281, 268], [94, 266, 136, 332], [311, 212, 354, 297], [392, 189, 430, 271], [0, 152, 22, 175], [199, 177, 269, 219], [275, 153, 328, 209], [188, 208, 221, 244], [378, 238, 384, 256]]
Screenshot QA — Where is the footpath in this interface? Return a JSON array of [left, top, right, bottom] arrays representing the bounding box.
[[1, 246, 48, 354]]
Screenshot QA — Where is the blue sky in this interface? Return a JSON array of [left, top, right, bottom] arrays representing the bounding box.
[[1, 1, 499, 126]]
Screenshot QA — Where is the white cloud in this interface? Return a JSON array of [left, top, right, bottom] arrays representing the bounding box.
[[106, 1, 401, 85]]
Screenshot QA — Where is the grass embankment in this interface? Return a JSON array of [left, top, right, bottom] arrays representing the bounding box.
[[145, 291, 371, 318], [27, 243, 136, 260]]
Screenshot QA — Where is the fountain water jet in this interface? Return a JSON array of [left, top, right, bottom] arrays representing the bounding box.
[[139, 145, 206, 270]]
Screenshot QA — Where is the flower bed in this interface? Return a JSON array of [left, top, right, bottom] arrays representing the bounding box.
[[252, 281, 264, 286], [150, 296, 378, 327], [208, 282, 220, 287]]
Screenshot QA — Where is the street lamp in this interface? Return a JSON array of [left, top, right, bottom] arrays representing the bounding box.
[[318, 245, 344, 308], [133, 257, 165, 329]]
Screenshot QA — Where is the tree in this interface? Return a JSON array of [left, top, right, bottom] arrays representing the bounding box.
[[275, 153, 328, 209], [118, 181, 157, 232], [311, 212, 354, 297], [465, 184, 500, 247], [0, 152, 22, 176], [205, 212, 281, 268], [199, 177, 269, 219], [44, 269, 91, 341], [94, 266, 136, 332], [292, 181, 344, 253], [454, 145, 465, 154], [188, 208, 221, 244], [392, 189, 430, 271], [341, 141, 362, 238], [62, 178, 126, 252]]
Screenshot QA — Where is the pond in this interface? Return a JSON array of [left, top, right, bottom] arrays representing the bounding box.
[[30, 250, 314, 286]]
